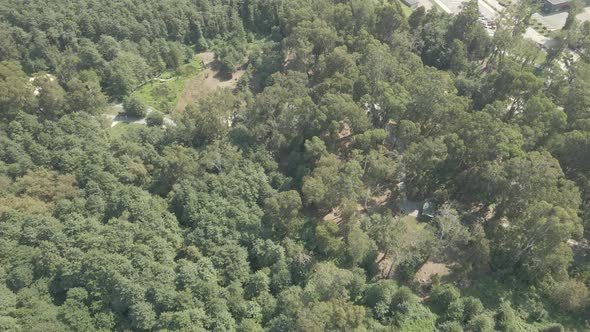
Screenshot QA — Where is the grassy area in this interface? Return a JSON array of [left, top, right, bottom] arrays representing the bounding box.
[[401, 215, 430, 237], [104, 104, 122, 116], [132, 57, 202, 113], [461, 275, 512, 308], [109, 123, 145, 139], [401, 215, 422, 227], [534, 49, 547, 65], [400, 2, 413, 17]]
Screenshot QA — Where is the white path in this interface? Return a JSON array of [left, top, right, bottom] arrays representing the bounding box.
[[104, 104, 176, 128]]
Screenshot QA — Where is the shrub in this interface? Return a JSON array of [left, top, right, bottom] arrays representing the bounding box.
[[438, 321, 463, 332], [541, 323, 565, 332], [123, 96, 147, 118], [467, 313, 495, 332], [146, 110, 164, 127], [153, 84, 173, 98], [495, 301, 517, 332], [462, 297, 484, 322], [430, 284, 461, 314], [548, 279, 590, 313]]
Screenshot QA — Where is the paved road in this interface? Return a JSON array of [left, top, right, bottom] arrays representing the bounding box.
[[481, 0, 503, 11], [478, 0, 498, 21], [432, 0, 452, 13]]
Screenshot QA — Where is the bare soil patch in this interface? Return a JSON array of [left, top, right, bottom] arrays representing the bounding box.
[[176, 52, 246, 111], [415, 261, 452, 285]]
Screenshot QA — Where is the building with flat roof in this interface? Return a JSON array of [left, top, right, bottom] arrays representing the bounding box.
[[401, 0, 421, 8], [543, 0, 590, 13]]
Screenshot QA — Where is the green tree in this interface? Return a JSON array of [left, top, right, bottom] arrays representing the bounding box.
[[448, 39, 467, 73], [374, 2, 408, 45], [184, 90, 235, 146], [123, 96, 147, 118], [288, 19, 340, 68], [146, 110, 164, 127], [106, 51, 149, 97], [35, 74, 66, 118], [433, 204, 470, 259], [65, 74, 108, 114], [263, 190, 304, 239], [59, 288, 95, 332], [0, 61, 37, 120], [468, 313, 495, 332], [548, 278, 589, 313], [495, 300, 518, 332], [302, 154, 364, 212], [490, 152, 583, 281]]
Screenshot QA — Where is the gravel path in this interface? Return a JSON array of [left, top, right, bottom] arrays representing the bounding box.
[[104, 104, 175, 128]]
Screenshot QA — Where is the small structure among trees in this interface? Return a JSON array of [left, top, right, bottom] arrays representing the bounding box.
[[420, 200, 436, 219]]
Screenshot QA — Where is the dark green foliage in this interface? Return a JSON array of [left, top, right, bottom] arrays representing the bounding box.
[[123, 96, 147, 118], [146, 110, 164, 127], [542, 323, 565, 332], [0, 0, 589, 330], [495, 300, 518, 332], [430, 284, 461, 314]]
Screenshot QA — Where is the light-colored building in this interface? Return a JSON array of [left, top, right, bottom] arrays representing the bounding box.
[[543, 0, 590, 13]]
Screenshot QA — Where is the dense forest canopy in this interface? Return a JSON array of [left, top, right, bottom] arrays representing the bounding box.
[[0, 0, 590, 331]]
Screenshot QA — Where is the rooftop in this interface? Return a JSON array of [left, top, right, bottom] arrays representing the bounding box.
[[545, 0, 573, 6]]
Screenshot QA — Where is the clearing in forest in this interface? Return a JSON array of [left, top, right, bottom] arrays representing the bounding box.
[[415, 261, 452, 285], [175, 52, 246, 111], [131, 57, 203, 113]]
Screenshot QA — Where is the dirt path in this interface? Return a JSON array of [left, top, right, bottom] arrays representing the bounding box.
[[176, 52, 246, 111]]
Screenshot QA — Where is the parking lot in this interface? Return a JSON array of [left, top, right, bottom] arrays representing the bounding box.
[[433, 0, 499, 36], [435, 0, 499, 17], [533, 6, 590, 30], [414, 0, 434, 10], [435, 0, 590, 31]]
